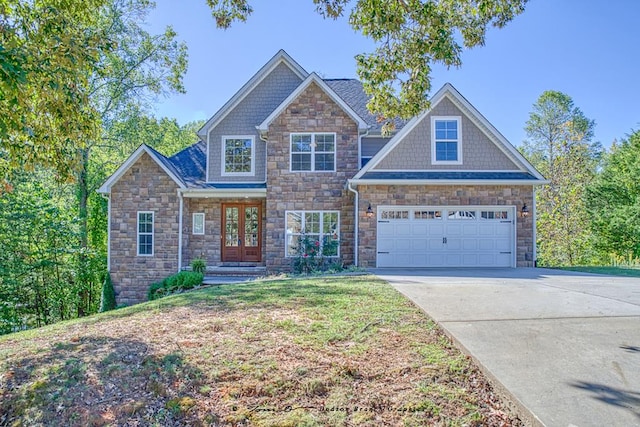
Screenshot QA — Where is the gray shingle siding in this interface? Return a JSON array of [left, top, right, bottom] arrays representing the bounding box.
[[373, 97, 523, 171], [207, 62, 304, 182]]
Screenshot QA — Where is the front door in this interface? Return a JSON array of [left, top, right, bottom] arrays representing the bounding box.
[[222, 203, 261, 262]]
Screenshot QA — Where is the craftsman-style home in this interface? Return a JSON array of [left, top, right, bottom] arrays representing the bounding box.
[[99, 50, 546, 304]]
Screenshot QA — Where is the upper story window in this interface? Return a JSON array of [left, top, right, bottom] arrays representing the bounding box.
[[137, 211, 154, 256], [222, 136, 254, 176], [431, 116, 462, 165], [290, 133, 336, 172]]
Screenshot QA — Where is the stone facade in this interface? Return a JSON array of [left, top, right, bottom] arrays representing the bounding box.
[[182, 198, 266, 267], [374, 97, 523, 171], [109, 153, 180, 304], [357, 185, 535, 267], [265, 82, 360, 271]]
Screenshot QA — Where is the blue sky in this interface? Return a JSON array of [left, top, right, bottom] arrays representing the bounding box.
[[147, 0, 640, 148]]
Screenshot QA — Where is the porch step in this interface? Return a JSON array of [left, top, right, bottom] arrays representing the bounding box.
[[205, 266, 266, 277]]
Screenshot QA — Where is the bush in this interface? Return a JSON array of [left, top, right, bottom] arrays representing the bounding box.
[[191, 258, 206, 274], [99, 272, 117, 312], [147, 271, 204, 301], [292, 232, 340, 274]]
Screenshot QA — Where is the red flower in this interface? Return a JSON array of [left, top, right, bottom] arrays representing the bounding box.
[[303, 253, 308, 258], [315, 240, 320, 246]]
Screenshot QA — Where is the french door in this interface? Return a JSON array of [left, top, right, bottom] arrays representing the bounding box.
[[222, 203, 261, 262]]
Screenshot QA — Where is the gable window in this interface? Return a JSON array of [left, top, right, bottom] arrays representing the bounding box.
[[285, 211, 339, 257], [192, 213, 205, 235], [137, 211, 154, 256], [290, 133, 335, 172], [431, 116, 462, 164], [222, 136, 254, 175]]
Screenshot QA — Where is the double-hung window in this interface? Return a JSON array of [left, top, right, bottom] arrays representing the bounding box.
[[431, 116, 462, 164], [285, 211, 339, 257], [137, 211, 154, 256], [290, 133, 335, 172], [222, 136, 254, 175]]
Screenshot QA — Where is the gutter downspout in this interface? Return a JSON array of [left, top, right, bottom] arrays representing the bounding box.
[[347, 181, 358, 267], [532, 186, 537, 267], [178, 190, 183, 273]]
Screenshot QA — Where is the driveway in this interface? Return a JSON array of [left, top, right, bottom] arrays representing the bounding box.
[[372, 268, 640, 427]]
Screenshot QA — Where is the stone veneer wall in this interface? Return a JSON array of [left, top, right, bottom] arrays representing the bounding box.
[[357, 185, 535, 267], [265, 82, 359, 271], [182, 198, 267, 267], [109, 153, 180, 304]]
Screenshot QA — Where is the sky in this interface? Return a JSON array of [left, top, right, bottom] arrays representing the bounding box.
[[146, 0, 640, 148]]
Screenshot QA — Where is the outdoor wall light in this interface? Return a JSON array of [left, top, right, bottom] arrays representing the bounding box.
[[521, 203, 529, 218], [366, 203, 374, 218]]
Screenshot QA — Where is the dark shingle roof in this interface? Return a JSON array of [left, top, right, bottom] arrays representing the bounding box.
[[168, 140, 207, 187], [359, 171, 539, 181], [323, 79, 407, 133]]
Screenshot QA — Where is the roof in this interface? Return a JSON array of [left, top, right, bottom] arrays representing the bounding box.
[[324, 79, 407, 133], [358, 171, 539, 181]]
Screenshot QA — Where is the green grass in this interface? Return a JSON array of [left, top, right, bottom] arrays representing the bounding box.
[[555, 266, 640, 277], [0, 275, 520, 426]]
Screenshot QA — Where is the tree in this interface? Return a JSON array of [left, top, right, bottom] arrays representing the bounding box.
[[205, 0, 527, 133], [587, 130, 640, 261], [520, 91, 601, 266], [0, 0, 107, 183]]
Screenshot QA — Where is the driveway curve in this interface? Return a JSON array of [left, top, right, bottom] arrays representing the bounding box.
[[373, 267, 640, 427]]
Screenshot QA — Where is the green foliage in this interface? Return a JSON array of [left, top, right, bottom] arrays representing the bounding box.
[[520, 90, 601, 266], [190, 258, 207, 274], [203, 0, 527, 133], [587, 130, 640, 259], [292, 232, 341, 274], [148, 272, 204, 301], [99, 272, 117, 312], [0, 0, 107, 182]]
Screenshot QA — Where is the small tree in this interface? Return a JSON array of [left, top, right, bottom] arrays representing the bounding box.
[[99, 272, 117, 312]]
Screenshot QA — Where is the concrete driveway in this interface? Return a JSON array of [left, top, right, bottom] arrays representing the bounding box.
[[372, 268, 640, 427]]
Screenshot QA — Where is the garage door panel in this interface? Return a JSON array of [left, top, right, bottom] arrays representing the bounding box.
[[377, 206, 515, 268]]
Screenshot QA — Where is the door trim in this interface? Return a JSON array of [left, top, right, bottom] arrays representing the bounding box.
[[221, 202, 262, 263]]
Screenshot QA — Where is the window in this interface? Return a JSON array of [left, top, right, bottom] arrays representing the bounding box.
[[193, 213, 205, 235], [448, 210, 476, 220], [285, 211, 339, 257], [380, 209, 409, 220], [481, 210, 510, 220], [414, 210, 442, 220], [222, 136, 254, 175], [290, 133, 335, 172], [137, 211, 154, 256], [360, 156, 372, 168], [431, 116, 462, 164]]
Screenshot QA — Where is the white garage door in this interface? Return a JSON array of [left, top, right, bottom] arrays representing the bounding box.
[[377, 206, 515, 268]]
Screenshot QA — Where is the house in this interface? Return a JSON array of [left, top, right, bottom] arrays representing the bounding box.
[[98, 50, 547, 305]]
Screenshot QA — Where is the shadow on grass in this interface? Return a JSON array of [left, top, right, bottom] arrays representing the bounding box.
[[0, 335, 212, 426], [570, 381, 640, 420]]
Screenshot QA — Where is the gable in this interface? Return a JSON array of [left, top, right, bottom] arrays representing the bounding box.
[[372, 96, 523, 171], [111, 151, 181, 195], [98, 145, 185, 194]]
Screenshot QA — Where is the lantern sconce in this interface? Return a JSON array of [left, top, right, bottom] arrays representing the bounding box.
[[521, 203, 529, 218], [366, 203, 374, 218]]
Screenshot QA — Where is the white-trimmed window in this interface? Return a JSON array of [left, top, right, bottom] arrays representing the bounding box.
[[137, 211, 154, 256], [285, 211, 339, 257], [192, 213, 205, 235], [290, 133, 336, 172], [431, 116, 462, 164], [222, 136, 254, 175]]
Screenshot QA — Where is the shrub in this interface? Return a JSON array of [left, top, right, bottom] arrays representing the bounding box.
[[292, 232, 341, 274], [99, 272, 117, 312], [147, 271, 204, 301], [191, 258, 206, 274]]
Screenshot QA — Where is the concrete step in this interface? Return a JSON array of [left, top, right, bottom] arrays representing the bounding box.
[[204, 266, 266, 277]]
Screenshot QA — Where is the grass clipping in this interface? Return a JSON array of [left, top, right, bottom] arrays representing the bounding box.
[[0, 276, 522, 426]]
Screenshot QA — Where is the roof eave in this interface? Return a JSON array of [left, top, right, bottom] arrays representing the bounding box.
[[349, 178, 550, 186]]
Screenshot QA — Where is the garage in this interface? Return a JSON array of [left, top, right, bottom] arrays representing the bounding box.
[[376, 206, 516, 268]]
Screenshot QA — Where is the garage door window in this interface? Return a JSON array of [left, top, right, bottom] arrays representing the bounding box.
[[381, 209, 409, 220], [448, 210, 476, 220], [481, 210, 510, 220], [414, 210, 442, 220], [286, 211, 339, 257]]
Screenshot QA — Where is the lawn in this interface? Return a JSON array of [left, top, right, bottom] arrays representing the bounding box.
[[555, 266, 640, 277], [0, 275, 521, 426]]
